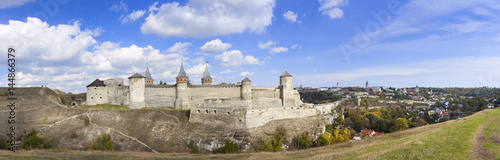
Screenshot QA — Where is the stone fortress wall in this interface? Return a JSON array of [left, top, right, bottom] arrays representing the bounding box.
[[86, 64, 324, 128]]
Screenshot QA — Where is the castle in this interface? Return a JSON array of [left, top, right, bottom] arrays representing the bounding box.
[[86, 64, 318, 128]]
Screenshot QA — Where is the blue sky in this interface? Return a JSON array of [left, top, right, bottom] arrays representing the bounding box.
[[1, 0, 500, 93]]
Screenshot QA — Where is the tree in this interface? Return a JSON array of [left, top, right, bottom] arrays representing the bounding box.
[[159, 80, 163, 85], [394, 118, 409, 131], [316, 133, 332, 146]]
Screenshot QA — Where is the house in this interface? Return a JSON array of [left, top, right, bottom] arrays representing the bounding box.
[[353, 137, 361, 141], [360, 129, 384, 138]]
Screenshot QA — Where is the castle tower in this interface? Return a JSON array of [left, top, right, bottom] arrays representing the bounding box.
[[241, 77, 252, 101], [201, 64, 212, 85], [145, 65, 153, 85], [128, 73, 145, 109], [175, 63, 189, 109], [337, 82, 339, 88], [415, 85, 419, 93], [365, 81, 369, 88], [280, 71, 293, 107]]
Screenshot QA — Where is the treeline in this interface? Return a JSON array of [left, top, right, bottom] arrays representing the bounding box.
[[300, 91, 343, 104], [338, 107, 427, 133], [418, 87, 500, 97]]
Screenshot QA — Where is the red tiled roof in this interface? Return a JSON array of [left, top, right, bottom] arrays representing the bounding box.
[[374, 132, 384, 136], [361, 129, 374, 135]]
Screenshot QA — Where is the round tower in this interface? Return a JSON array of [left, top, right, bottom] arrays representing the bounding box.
[[175, 63, 189, 109], [241, 77, 252, 101], [280, 71, 293, 107], [128, 73, 145, 109]]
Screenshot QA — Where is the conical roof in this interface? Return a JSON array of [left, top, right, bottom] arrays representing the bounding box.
[[242, 77, 251, 82], [129, 72, 145, 79], [176, 63, 188, 79], [202, 64, 212, 79], [87, 79, 106, 87], [280, 71, 292, 77], [145, 66, 153, 81]]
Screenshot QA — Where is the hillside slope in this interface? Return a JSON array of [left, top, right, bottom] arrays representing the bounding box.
[[1, 108, 497, 159]]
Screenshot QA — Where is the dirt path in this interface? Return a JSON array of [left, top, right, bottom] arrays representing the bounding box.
[[469, 119, 493, 160]]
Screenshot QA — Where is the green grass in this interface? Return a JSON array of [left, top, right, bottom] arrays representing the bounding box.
[[483, 111, 500, 159], [373, 109, 499, 159]]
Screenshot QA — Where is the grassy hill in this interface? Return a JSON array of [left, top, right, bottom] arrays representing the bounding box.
[[1, 108, 498, 159]]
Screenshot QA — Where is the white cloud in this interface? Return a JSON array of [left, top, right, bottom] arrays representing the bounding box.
[[0, 17, 189, 93], [149, 2, 159, 12], [186, 63, 207, 76], [141, 0, 276, 38], [258, 40, 277, 49], [167, 42, 191, 54], [270, 70, 280, 73], [239, 71, 254, 77], [283, 11, 301, 23], [220, 69, 233, 74], [305, 56, 313, 61], [0, 0, 34, 9], [290, 44, 300, 49], [110, 0, 128, 12], [318, 0, 348, 19], [258, 40, 289, 54], [121, 10, 146, 24], [215, 50, 264, 67], [269, 47, 288, 54], [200, 39, 232, 55]]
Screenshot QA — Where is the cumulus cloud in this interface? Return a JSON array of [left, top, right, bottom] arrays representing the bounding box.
[[0, 17, 187, 93], [283, 11, 301, 23], [215, 50, 264, 67], [318, 0, 348, 19], [239, 71, 254, 77], [0, 0, 34, 9], [200, 39, 232, 55], [110, 0, 128, 12], [141, 0, 276, 38], [167, 42, 191, 54], [121, 10, 146, 24]]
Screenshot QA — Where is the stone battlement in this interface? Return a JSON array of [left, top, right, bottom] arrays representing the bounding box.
[[86, 64, 314, 128]]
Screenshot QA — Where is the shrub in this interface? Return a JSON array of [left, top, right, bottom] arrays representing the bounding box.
[[214, 140, 240, 153], [0, 138, 5, 150], [188, 140, 200, 154], [93, 133, 113, 151], [59, 95, 66, 104], [158, 150, 167, 153], [252, 136, 273, 152], [20, 128, 54, 149], [84, 116, 90, 126]]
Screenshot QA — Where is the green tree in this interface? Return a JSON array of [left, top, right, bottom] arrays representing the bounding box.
[[395, 118, 409, 131]]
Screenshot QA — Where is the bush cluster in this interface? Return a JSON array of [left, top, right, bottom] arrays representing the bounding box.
[[20, 128, 55, 149], [93, 133, 113, 151], [214, 140, 239, 153]]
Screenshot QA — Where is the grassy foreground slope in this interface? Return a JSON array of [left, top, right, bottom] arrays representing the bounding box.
[[0, 109, 498, 160]]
